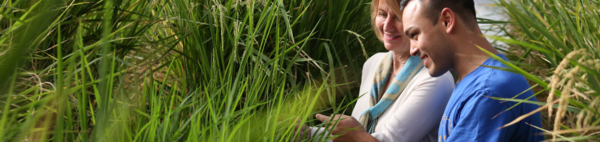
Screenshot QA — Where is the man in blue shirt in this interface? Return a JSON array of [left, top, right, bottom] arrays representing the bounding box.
[[400, 0, 544, 141]]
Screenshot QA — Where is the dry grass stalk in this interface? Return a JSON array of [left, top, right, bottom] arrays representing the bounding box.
[[548, 49, 588, 140], [501, 99, 561, 129], [553, 67, 578, 139], [544, 126, 600, 135], [548, 50, 584, 118], [585, 97, 600, 134]]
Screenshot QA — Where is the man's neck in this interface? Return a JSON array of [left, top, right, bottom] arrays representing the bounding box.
[[453, 35, 499, 82]]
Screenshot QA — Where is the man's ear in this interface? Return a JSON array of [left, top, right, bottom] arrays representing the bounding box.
[[439, 8, 455, 33]]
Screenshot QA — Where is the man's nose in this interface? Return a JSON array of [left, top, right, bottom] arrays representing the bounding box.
[[409, 43, 420, 56]]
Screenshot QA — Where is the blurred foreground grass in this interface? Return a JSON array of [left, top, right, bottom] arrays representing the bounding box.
[[0, 0, 381, 141]]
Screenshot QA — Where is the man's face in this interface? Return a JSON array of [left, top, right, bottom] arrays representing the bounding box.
[[402, 1, 454, 77]]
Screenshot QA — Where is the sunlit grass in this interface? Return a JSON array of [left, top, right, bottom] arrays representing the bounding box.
[[0, 0, 381, 141]]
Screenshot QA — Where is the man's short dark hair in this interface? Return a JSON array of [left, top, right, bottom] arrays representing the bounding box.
[[400, 0, 476, 26]]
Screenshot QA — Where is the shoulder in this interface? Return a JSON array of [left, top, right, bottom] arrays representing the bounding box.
[[362, 52, 388, 75], [479, 63, 533, 99], [402, 68, 455, 100], [358, 52, 389, 94], [470, 55, 533, 99], [412, 68, 455, 90], [363, 53, 388, 68]]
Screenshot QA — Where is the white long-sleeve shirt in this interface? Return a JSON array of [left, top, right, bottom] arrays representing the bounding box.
[[350, 53, 455, 142], [310, 53, 454, 142]]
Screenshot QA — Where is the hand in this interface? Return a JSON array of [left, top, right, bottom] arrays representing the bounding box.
[[291, 118, 311, 141], [315, 114, 379, 142]]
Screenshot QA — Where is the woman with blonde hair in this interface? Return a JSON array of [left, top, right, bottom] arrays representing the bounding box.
[[311, 0, 454, 141]]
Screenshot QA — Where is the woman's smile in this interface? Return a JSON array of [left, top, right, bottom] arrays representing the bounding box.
[[384, 34, 401, 40]]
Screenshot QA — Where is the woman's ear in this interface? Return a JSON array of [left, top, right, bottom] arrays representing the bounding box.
[[439, 8, 455, 34]]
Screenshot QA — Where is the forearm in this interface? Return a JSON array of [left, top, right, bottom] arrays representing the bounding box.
[[310, 126, 379, 142], [333, 129, 379, 142], [353, 131, 379, 142]]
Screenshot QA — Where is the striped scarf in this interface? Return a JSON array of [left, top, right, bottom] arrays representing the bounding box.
[[359, 52, 423, 134]]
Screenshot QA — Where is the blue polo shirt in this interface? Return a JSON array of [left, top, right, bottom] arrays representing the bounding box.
[[439, 54, 544, 142]]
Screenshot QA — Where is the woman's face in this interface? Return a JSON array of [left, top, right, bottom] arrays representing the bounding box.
[[375, 1, 410, 52]]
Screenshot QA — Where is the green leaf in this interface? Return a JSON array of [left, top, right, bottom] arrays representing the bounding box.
[[489, 97, 581, 113]]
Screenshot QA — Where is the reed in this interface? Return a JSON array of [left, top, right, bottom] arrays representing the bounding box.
[[483, 0, 600, 141], [0, 0, 382, 141]]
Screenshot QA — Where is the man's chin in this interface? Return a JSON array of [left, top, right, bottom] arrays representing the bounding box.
[[428, 68, 446, 77]]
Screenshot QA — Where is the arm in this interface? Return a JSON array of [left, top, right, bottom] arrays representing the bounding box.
[[445, 91, 515, 142], [312, 54, 385, 142], [371, 72, 454, 142], [315, 114, 379, 142]]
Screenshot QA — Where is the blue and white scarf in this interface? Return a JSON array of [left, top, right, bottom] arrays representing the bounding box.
[[359, 52, 423, 133]]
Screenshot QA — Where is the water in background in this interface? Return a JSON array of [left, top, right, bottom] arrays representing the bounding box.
[[475, 0, 509, 49]]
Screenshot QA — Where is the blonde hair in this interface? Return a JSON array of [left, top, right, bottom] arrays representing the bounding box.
[[370, 0, 403, 41]]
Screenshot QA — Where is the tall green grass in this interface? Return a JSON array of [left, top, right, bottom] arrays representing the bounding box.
[[11, 0, 599, 141], [482, 0, 600, 141], [0, 0, 383, 141]]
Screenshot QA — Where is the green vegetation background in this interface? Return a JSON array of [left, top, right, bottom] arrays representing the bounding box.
[[0, 0, 598, 141]]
